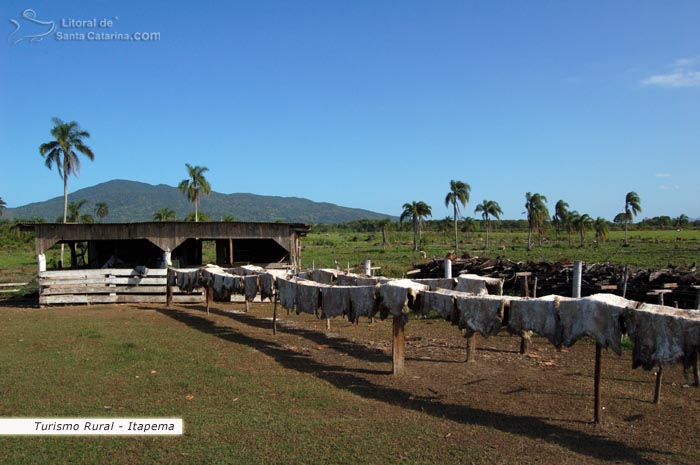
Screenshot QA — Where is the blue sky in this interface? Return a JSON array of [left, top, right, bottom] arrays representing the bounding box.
[[2, 1, 699, 221]]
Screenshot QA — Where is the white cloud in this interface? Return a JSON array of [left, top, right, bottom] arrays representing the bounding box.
[[641, 56, 700, 88], [655, 173, 672, 177]]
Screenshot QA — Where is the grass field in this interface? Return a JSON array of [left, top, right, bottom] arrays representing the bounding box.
[[301, 229, 700, 277], [1, 302, 699, 465]]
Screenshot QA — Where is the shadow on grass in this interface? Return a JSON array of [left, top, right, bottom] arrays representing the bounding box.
[[155, 306, 664, 465]]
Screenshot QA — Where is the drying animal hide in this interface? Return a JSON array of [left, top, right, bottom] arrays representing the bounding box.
[[244, 275, 259, 302], [320, 286, 351, 318], [310, 269, 338, 285], [277, 277, 297, 312], [507, 295, 564, 348], [455, 274, 488, 295], [559, 294, 634, 355], [378, 280, 428, 319], [295, 280, 325, 315], [416, 289, 457, 320], [175, 269, 201, 293], [456, 294, 506, 337], [625, 303, 700, 370], [348, 286, 379, 322], [258, 273, 276, 302]]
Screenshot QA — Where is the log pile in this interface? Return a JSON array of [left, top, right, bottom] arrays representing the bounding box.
[[408, 255, 700, 309]]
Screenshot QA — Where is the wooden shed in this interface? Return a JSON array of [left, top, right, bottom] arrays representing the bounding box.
[[22, 222, 310, 306]]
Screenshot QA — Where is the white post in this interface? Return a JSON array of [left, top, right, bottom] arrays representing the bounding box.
[[572, 260, 583, 298], [444, 258, 452, 279], [163, 249, 172, 267], [37, 253, 46, 273], [364, 260, 371, 276]]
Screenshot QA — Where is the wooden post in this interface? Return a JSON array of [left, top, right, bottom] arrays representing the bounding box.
[[244, 300, 250, 313], [166, 269, 173, 307], [392, 316, 405, 375], [206, 286, 213, 314], [466, 333, 477, 363], [594, 344, 602, 424], [654, 366, 663, 404], [516, 272, 532, 354], [229, 238, 234, 266], [532, 276, 538, 298], [326, 318, 331, 330], [37, 253, 46, 273], [621, 265, 629, 298], [692, 350, 699, 387], [272, 293, 278, 335]]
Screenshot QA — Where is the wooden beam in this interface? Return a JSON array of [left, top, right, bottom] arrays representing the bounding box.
[[272, 294, 278, 335], [392, 316, 405, 375]]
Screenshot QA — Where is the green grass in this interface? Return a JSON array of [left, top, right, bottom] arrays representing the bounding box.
[[302, 229, 700, 276], [0, 307, 457, 465]]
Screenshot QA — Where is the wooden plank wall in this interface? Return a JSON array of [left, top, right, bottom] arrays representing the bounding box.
[[39, 268, 204, 306]]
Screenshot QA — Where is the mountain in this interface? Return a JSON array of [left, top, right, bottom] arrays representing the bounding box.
[[6, 179, 395, 224]]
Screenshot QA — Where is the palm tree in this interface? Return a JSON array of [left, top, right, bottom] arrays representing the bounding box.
[[474, 200, 503, 249], [66, 200, 94, 224], [565, 211, 579, 247], [675, 214, 690, 229], [39, 118, 94, 223], [552, 200, 569, 243], [153, 208, 177, 222], [221, 214, 235, 222], [94, 202, 109, 221], [178, 164, 211, 222], [400, 201, 432, 251], [573, 213, 593, 246], [444, 180, 470, 253], [524, 192, 549, 251], [623, 191, 642, 245], [594, 217, 609, 245], [0, 197, 5, 217], [39, 118, 94, 266]]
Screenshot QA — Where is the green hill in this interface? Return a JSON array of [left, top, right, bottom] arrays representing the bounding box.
[[6, 179, 394, 224]]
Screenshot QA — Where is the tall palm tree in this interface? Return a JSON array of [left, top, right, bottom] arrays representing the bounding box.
[[552, 200, 569, 243], [474, 200, 503, 249], [39, 118, 94, 266], [178, 164, 211, 222], [573, 213, 593, 246], [0, 197, 5, 217], [594, 217, 609, 245], [524, 192, 549, 251], [623, 191, 641, 245], [94, 202, 109, 221], [400, 201, 432, 251], [444, 180, 470, 252], [39, 118, 94, 223], [153, 208, 177, 222]]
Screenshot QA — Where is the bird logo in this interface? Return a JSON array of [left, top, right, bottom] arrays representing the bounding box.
[[8, 9, 56, 45]]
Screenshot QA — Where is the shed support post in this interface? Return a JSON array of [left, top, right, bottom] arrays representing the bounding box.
[[37, 253, 46, 273]]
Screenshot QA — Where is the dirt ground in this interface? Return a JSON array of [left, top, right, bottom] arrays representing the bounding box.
[[4, 297, 699, 465], [162, 299, 699, 465]]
